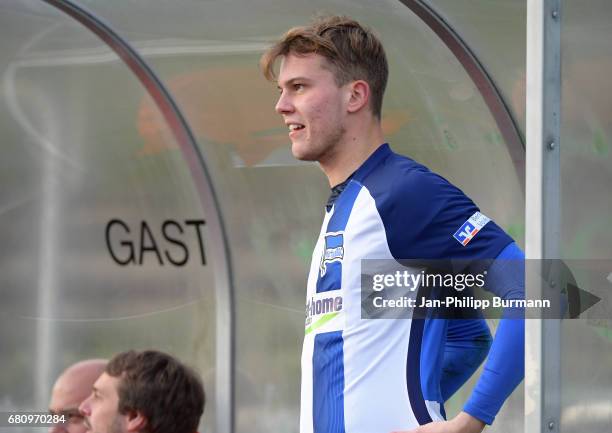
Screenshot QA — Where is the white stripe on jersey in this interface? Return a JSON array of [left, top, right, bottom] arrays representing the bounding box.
[[301, 187, 428, 433]]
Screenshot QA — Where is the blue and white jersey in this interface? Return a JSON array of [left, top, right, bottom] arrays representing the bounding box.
[[300, 143, 512, 433]]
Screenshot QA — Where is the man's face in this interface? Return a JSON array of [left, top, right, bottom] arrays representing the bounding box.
[[275, 53, 349, 162], [49, 392, 87, 433], [78, 373, 126, 433], [49, 375, 94, 433]]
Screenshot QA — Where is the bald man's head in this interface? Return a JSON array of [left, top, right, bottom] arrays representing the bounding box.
[[49, 359, 107, 433]]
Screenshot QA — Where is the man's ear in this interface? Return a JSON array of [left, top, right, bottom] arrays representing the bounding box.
[[346, 80, 370, 114], [125, 410, 148, 433]]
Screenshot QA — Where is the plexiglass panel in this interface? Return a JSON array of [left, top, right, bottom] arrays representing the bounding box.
[[1, 0, 525, 432], [559, 1, 612, 432], [426, 0, 527, 134], [80, 1, 523, 431], [0, 1, 217, 432]]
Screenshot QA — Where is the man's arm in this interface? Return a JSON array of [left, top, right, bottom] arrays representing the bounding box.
[[461, 242, 525, 424], [397, 242, 525, 433], [441, 318, 492, 402]]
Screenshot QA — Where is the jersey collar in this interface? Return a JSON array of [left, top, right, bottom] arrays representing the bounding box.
[[352, 143, 391, 183], [325, 143, 391, 211]]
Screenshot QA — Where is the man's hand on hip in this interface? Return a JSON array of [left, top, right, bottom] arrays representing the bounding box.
[[392, 411, 486, 433]]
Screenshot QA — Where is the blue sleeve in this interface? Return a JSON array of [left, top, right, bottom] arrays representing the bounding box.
[[359, 155, 514, 263], [358, 151, 520, 422], [463, 242, 525, 425], [441, 318, 492, 401]]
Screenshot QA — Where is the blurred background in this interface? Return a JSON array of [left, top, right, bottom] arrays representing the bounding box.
[[0, 0, 610, 432]]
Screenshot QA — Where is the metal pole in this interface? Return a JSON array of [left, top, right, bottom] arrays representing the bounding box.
[[525, 1, 561, 433], [35, 107, 61, 410]]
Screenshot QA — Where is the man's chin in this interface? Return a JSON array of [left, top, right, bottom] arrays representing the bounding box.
[[290, 144, 318, 162], [292, 153, 315, 162]]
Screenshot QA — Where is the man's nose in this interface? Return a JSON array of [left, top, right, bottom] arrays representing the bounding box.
[[275, 92, 294, 115], [78, 398, 91, 417]]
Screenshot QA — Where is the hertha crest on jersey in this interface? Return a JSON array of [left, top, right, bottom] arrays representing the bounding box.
[[319, 231, 344, 277]]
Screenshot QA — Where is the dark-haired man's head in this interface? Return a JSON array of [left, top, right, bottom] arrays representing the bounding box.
[[79, 350, 205, 433]]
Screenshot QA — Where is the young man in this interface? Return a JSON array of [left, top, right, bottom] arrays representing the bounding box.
[[78, 350, 204, 433], [261, 16, 524, 433], [49, 359, 108, 433]]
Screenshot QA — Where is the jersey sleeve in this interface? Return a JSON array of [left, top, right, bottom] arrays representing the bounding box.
[[371, 163, 513, 262], [360, 153, 522, 425]]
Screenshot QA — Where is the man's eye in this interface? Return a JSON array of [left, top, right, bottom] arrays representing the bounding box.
[[293, 84, 304, 91]]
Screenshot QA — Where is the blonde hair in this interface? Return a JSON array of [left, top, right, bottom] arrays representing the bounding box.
[[260, 15, 388, 118]]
